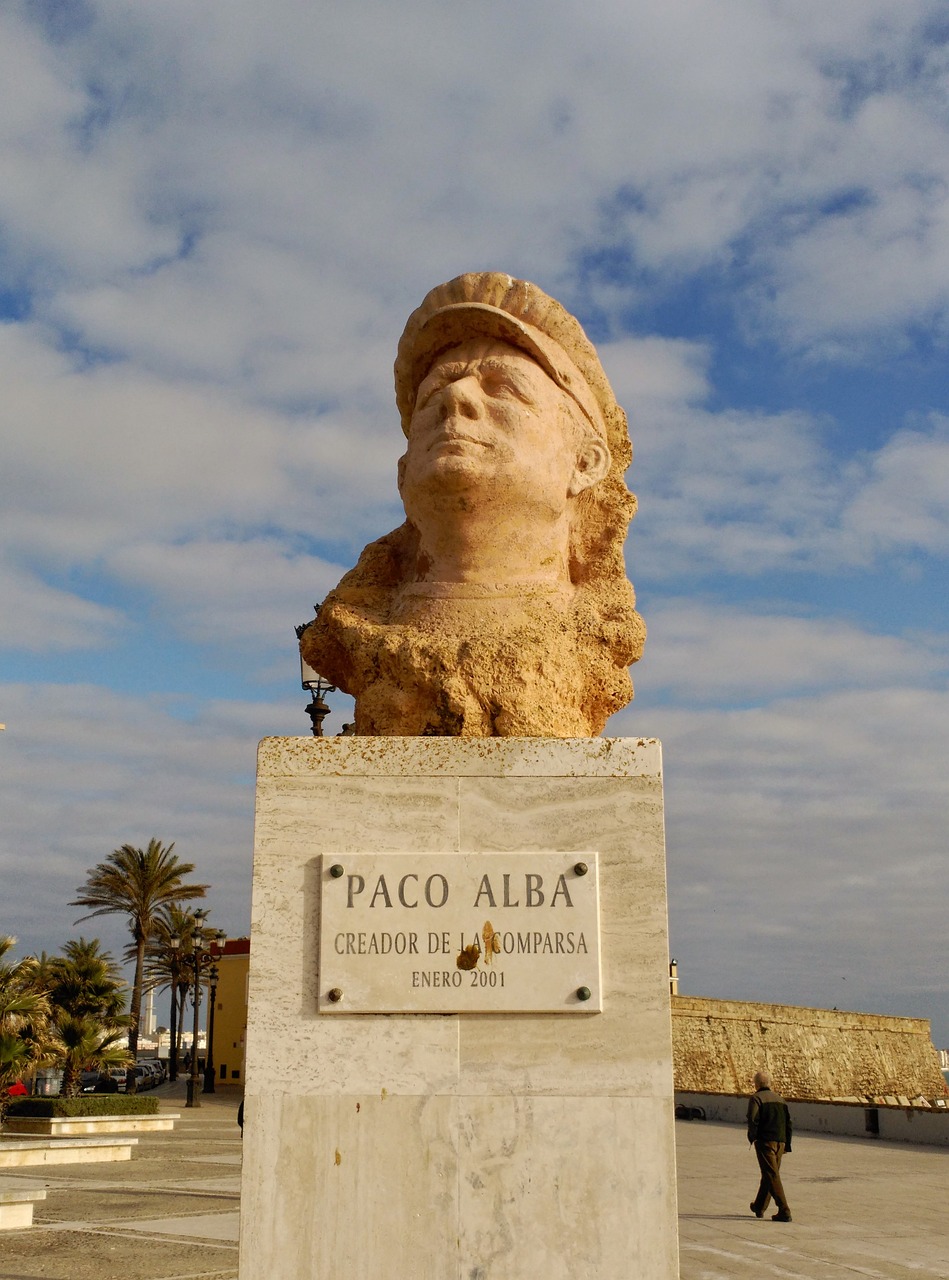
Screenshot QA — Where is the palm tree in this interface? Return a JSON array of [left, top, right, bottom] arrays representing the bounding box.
[[54, 1014, 130, 1098], [144, 905, 200, 1082], [48, 938, 128, 1022], [44, 938, 131, 1097], [71, 840, 207, 1091], [0, 937, 53, 1121]]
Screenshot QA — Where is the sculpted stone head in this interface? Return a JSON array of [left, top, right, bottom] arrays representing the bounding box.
[[301, 272, 645, 736], [399, 338, 609, 513], [397, 338, 612, 592]]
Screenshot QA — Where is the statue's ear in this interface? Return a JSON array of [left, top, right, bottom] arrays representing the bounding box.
[[568, 437, 611, 496]]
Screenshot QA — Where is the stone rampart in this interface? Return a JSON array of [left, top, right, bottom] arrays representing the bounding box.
[[672, 995, 948, 1103]]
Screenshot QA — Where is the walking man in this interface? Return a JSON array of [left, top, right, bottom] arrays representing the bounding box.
[[748, 1070, 793, 1221]]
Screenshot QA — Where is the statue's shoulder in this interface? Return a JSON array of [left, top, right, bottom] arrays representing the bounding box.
[[331, 523, 417, 601], [303, 527, 417, 690]]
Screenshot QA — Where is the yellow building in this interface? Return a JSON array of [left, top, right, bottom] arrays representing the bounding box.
[[209, 938, 249, 1089]]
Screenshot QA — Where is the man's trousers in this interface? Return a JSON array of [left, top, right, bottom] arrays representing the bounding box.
[[752, 1140, 790, 1216]]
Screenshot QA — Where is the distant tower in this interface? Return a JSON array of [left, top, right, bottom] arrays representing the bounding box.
[[142, 987, 156, 1037]]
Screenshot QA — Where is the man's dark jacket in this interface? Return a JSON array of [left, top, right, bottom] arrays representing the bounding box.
[[747, 1087, 792, 1149]]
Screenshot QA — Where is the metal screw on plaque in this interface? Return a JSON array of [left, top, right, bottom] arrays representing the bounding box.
[[576, 986, 592, 1001], [328, 988, 343, 1003], [573, 862, 588, 876], [330, 864, 344, 878]]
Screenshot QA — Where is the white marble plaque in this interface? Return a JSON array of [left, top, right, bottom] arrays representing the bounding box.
[[318, 852, 602, 1013]]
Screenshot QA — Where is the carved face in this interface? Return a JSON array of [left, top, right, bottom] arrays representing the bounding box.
[[398, 339, 609, 522]]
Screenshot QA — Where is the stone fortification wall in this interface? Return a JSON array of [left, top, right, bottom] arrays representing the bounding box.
[[672, 995, 948, 1103]]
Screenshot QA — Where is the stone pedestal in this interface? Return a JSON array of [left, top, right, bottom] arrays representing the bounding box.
[[239, 737, 678, 1279]]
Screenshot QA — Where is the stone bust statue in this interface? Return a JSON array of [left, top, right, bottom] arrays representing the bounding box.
[[301, 272, 645, 736]]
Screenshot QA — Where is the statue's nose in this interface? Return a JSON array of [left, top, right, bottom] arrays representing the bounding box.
[[439, 375, 481, 420]]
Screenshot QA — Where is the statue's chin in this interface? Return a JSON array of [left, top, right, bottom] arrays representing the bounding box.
[[403, 468, 573, 533], [402, 451, 498, 499]]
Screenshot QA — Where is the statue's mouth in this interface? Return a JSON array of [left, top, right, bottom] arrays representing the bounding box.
[[427, 428, 489, 453]]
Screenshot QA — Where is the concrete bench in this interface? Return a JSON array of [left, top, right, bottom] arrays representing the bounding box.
[[0, 1184, 47, 1229], [0, 1136, 138, 1168], [5, 1113, 178, 1137]]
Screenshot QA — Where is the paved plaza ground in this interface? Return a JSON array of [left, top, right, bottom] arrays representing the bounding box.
[[1, 1084, 948, 1278], [0, 1082, 240, 1280], [677, 1116, 949, 1278]]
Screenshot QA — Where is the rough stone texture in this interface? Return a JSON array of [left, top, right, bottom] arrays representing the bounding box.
[[240, 736, 678, 1280], [672, 995, 949, 1102], [674, 1091, 949, 1143], [301, 273, 645, 737]]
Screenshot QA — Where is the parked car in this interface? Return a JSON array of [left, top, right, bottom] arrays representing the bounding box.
[[80, 1070, 99, 1093], [131, 1065, 154, 1090], [109, 1068, 127, 1092]]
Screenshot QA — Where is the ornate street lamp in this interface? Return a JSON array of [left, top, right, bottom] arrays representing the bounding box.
[[186, 909, 209, 1109], [203, 964, 219, 1093], [296, 610, 336, 736], [168, 932, 180, 1082], [203, 929, 226, 1094]]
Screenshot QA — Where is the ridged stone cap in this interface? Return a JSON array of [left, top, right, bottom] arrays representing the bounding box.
[[394, 273, 631, 469]]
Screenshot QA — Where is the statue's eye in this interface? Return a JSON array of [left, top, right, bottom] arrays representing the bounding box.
[[415, 377, 445, 410], [481, 370, 514, 398]]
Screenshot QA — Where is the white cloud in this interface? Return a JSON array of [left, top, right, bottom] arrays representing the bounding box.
[[633, 600, 949, 704], [0, 680, 308, 960], [0, 313, 407, 657], [599, 337, 711, 406], [3, 0, 949, 368], [843, 415, 949, 556], [622, 394, 949, 580], [628, 398, 846, 577], [48, 235, 399, 410], [611, 597, 949, 1032], [612, 682, 949, 1031], [0, 11, 179, 281], [0, 325, 290, 553], [0, 559, 123, 652], [105, 539, 348, 656]]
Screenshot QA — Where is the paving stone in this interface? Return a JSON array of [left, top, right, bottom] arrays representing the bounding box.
[[2, 1083, 947, 1279], [677, 1118, 949, 1279]]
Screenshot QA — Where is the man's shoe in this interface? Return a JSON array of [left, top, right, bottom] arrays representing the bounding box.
[[772, 1211, 792, 1222], [750, 1203, 763, 1218]]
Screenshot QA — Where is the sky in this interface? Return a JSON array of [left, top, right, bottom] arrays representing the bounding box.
[[1, 1, 949, 1046]]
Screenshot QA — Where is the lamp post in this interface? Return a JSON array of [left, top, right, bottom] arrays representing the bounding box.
[[168, 932, 180, 1082], [202, 929, 225, 1094], [203, 962, 220, 1094], [296, 611, 335, 736], [186, 909, 209, 1109]]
